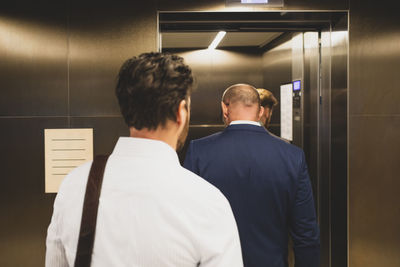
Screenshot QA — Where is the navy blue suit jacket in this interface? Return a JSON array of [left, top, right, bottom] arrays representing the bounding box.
[[184, 124, 320, 267]]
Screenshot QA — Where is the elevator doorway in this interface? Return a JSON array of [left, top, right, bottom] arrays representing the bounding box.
[[159, 11, 348, 267]]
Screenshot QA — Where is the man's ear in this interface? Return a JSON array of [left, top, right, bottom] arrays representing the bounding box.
[[257, 106, 265, 121], [177, 99, 188, 126], [221, 101, 228, 120]]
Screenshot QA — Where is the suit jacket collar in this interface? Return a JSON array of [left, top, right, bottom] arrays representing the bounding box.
[[225, 123, 268, 134]]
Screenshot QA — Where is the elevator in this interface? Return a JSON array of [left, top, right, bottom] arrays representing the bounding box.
[[159, 11, 348, 267]]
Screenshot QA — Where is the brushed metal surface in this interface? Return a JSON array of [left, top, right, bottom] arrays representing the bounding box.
[[70, 117, 129, 155], [348, 1, 400, 266], [318, 14, 349, 267], [291, 33, 304, 148], [0, 2, 69, 116], [168, 48, 264, 125], [349, 116, 400, 267], [68, 0, 157, 116], [0, 117, 67, 267], [330, 15, 348, 267], [349, 3, 400, 116], [162, 11, 349, 267], [157, 0, 348, 12], [262, 36, 292, 135], [319, 28, 332, 267], [0, 2, 358, 267], [302, 31, 320, 211]]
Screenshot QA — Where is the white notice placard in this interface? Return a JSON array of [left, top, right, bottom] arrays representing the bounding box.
[[44, 128, 93, 193], [280, 83, 293, 141]]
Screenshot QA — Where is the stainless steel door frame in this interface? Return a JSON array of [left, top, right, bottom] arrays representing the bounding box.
[[158, 11, 349, 267]]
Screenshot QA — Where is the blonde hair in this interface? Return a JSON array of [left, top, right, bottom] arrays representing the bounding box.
[[257, 88, 278, 108]]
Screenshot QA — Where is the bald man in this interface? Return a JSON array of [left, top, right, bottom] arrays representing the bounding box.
[[184, 84, 320, 267]]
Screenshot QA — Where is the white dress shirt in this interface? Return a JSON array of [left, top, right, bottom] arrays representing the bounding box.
[[46, 137, 243, 267], [229, 120, 262, 126]]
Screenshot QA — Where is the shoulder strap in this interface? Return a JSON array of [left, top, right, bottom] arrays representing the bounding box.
[[74, 155, 110, 267]]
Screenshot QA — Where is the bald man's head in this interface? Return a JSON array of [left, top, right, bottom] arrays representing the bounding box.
[[222, 84, 261, 107], [221, 84, 263, 125]]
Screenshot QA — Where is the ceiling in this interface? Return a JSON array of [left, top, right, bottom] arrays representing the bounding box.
[[161, 32, 283, 49], [159, 11, 347, 50]]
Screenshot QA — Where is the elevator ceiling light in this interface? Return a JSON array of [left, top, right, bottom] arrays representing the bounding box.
[[208, 31, 226, 50], [241, 0, 268, 3]]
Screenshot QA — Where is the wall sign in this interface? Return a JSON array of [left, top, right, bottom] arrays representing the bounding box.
[[226, 0, 284, 7], [280, 83, 293, 141], [44, 128, 93, 193]]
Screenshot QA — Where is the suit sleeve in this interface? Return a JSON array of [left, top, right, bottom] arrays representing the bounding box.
[[183, 141, 199, 174], [289, 151, 320, 267]]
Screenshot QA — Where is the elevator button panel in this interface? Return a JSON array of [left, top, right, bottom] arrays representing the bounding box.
[[293, 80, 301, 108]]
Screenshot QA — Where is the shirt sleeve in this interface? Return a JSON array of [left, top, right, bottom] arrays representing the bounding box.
[[198, 196, 244, 267], [289, 151, 320, 267], [45, 195, 69, 267]]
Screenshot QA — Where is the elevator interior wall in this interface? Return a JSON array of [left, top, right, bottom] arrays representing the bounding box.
[[160, 11, 348, 267]]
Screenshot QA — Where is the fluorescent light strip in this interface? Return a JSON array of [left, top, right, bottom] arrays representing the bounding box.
[[241, 0, 268, 3], [208, 31, 226, 50]]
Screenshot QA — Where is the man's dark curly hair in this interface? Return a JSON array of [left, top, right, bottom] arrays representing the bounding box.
[[116, 52, 194, 130]]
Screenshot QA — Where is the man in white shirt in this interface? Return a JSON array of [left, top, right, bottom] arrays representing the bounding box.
[[46, 53, 243, 267]]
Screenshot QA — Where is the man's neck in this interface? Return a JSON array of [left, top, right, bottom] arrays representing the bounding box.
[[129, 123, 177, 150]]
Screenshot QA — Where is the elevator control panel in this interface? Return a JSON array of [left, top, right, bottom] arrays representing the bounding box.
[[293, 80, 301, 108], [280, 80, 303, 145], [292, 80, 303, 147], [293, 80, 302, 123]]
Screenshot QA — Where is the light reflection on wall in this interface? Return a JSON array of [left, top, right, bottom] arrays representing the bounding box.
[[178, 48, 263, 70], [0, 16, 67, 60], [262, 39, 292, 66], [0, 15, 155, 63], [331, 31, 348, 47], [168, 47, 264, 124], [350, 30, 400, 58]]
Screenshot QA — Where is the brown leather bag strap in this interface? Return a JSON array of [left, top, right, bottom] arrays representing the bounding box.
[[74, 155, 110, 267]]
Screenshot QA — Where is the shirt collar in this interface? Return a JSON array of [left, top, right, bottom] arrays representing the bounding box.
[[229, 120, 262, 127], [112, 137, 179, 164]]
